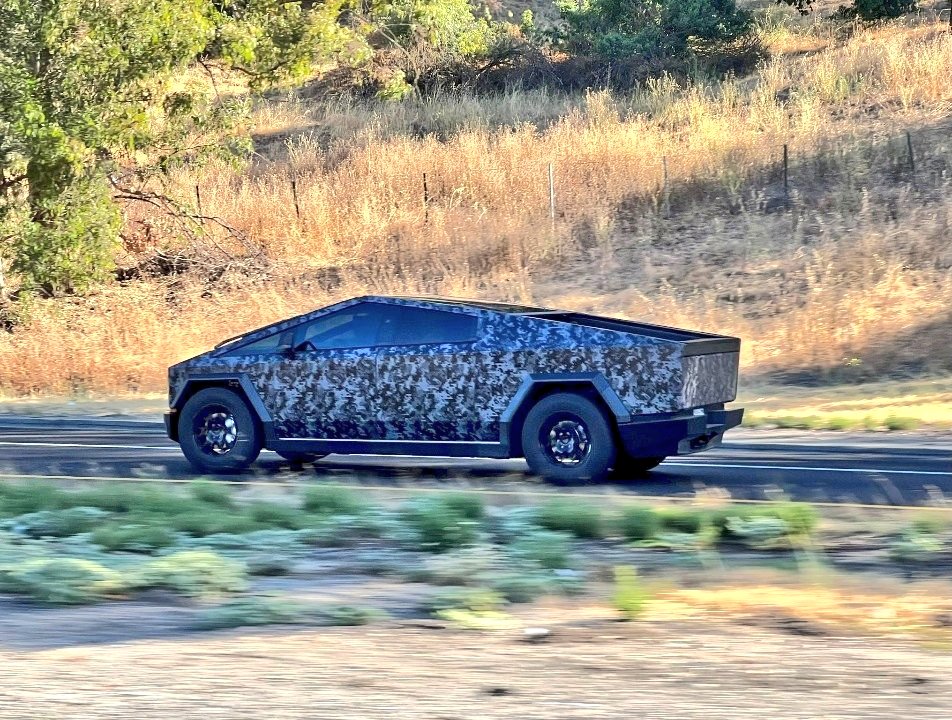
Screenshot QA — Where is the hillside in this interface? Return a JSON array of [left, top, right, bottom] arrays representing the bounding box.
[[0, 5, 950, 396]]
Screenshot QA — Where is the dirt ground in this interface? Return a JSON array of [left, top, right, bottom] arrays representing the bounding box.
[[2, 605, 952, 720]]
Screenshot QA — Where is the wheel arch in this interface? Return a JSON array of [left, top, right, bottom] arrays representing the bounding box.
[[169, 374, 273, 443], [500, 373, 630, 457]]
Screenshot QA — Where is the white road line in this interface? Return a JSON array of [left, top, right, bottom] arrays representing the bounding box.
[[0, 441, 176, 451], [0, 439, 948, 476], [661, 461, 951, 476]]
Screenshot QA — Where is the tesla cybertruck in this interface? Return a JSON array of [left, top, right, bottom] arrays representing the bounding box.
[[165, 296, 743, 481]]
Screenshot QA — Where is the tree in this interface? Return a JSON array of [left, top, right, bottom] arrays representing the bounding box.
[[0, 0, 361, 296], [775, 0, 917, 19], [556, 0, 754, 61]]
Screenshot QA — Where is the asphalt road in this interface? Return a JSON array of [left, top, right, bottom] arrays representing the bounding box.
[[0, 416, 949, 506]]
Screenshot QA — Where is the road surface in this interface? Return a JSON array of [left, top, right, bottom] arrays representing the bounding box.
[[0, 416, 949, 506]]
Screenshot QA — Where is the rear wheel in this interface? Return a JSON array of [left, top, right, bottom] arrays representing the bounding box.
[[178, 388, 262, 473], [612, 454, 666, 478], [522, 392, 616, 483]]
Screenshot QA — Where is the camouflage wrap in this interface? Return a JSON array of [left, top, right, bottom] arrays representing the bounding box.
[[168, 296, 741, 443], [680, 352, 740, 409]]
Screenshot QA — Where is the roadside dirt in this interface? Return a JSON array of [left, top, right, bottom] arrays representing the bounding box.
[[2, 611, 951, 719]]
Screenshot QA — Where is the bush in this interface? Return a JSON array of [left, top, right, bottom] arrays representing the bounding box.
[[92, 523, 178, 553], [189, 481, 235, 508], [557, 0, 753, 61], [773, 503, 818, 536], [843, 0, 916, 19], [438, 493, 486, 522], [488, 506, 542, 543], [315, 605, 385, 626], [6, 507, 110, 538], [303, 512, 398, 546], [302, 486, 367, 516], [657, 508, 705, 534], [170, 510, 264, 537], [0, 483, 69, 516], [246, 502, 307, 530], [422, 587, 505, 615], [617, 506, 660, 541], [488, 573, 552, 604], [401, 498, 480, 552], [408, 545, 503, 585], [885, 416, 920, 431], [538, 500, 604, 539], [246, 553, 296, 576], [73, 485, 200, 516], [4, 558, 125, 604], [612, 566, 648, 620], [508, 530, 573, 569], [136, 550, 247, 597], [192, 595, 312, 630]]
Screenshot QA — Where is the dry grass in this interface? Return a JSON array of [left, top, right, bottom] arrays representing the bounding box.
[[1, 16, 951, 396]]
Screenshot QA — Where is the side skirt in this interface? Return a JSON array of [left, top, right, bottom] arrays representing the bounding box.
[[270, 438, 512, 459]]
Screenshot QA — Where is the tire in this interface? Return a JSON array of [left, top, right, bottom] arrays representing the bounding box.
[[612, 454, 666, 479], [522, 392, 617, 483], [276, 451, 328, 465], [178, 387, 263, 473]]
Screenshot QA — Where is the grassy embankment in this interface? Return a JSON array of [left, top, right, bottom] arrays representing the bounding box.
[[0, 8, 949, 428]]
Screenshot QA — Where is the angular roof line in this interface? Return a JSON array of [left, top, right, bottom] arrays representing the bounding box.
[[376, 295, 552, 313]]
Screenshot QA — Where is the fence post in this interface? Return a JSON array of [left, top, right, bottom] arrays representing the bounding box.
[[905, 130, 915, 173], [290, 177, 301, 221], [661, 156, 670, 218], [194, 184, 202, 217], [422, 172, 429, 224], [783, 144, 789, 194], [548, 162, 556, 225]]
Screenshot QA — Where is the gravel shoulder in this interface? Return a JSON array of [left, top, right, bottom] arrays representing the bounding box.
[[2, 610, 952, 720]]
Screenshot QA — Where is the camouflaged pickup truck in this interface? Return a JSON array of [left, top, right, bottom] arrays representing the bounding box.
[[165, 295, 744, 481]]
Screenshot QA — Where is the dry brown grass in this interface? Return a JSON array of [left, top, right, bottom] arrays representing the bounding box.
[[1, 16, 951, 396]]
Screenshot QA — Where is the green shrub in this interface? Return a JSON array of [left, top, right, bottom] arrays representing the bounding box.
[[612, 566, 648, 620], [401, 498, 480, 552], [246, 502, 307, 530], [0, 483, 69, 516], [911, 516, 948, 535], [315, 605, 385, 626], [508, 530, 573, 569], [488, 573, 552, 604], [192, 595, 311, 630], [408, 545, 503, 585], [303, 512, 398, 546], [823, 416, 855, 431], [617, 506, 660, 541], [6, 507, 109, 538], [91, 523, 177, 553], [422, 587, 505, 615], [5, 557, 125, 604], [657, 507, 705, 534], [884, 416, 920, 431], [72, 485, 200, 516], [302, 486, 367, 516], [438, 493, 486, 522], [489, 506, 542, 543], [189, 481, 235, 508], [557, 0, 753, 60], [246, 553, 295, 576], [170, 510, 264, 537], [137, 550, 247, 597], [773, 503, 818, 536], [538, 499, 604, 539]]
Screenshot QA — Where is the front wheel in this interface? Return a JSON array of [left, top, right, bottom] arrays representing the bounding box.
[[522, 392, 617, 484], [178, 388, 263, 473]]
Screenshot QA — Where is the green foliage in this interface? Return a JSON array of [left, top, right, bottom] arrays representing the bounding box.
[[192, 594, 312, 629], [91, 523, 178, 553], [0, 482, 70, 516], [3, 557, 125, 604], [4, 506, 109, 538], [890, 529, 942, 562], [169, 509, 264, 536], [488, 573, 552, 603], [538, 499, 604, 539], [847, 0, 916, 19], [400, 497, 480, 552], [315, 604, 385, 626], [302, 485, 367, 516], [884, 415, 920, 431], [136, 550, 248, 596], [508, 530, 573, 569], [438, 492, 486, 522], [246, 501, 308, 529], [189, 481, 235, 508], [556, 0, 754, 60], [617, 506, 660, 541], [422, 586, 505, 614], [407, 545, 503, 585], [612, 565, 648, 620], [658, 507, 705, 534]]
